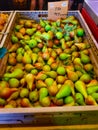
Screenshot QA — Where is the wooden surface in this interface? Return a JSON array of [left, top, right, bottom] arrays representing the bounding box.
[[0, 124, 98, 130]]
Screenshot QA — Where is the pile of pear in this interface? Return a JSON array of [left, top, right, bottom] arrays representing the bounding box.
[[0, 15, 98, 108]]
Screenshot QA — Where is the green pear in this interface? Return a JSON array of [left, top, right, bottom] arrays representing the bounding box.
[[87, 79, 98, 87], [20, 88, 29, 98], [36, 80, 47, 89], [39, 87, 48, 101], [74, 64, 86, 74], [64, 96, 74, 105], [29, 89, 39, 103], [11, 34, 19, 43], [57, 66, 66, 75], [40, 18, 46, 27], [59, 52, 71, 60], [75, 80, 88, 98], [9, 78, 20, 88], [85, 95, 97, 105], [3, 68, 24, 79], [56, 84, 71, 99], [45, 78, 54, 87], [45, 71, 57, 79], [91, 92, 98, 102], [0, 81, 9, 88], [64, 80, 75, 96], [25, 73, 35, 91], [87, 85, 98, 95], [0, 98, 6, 106], [22, 52, 32, 64], [16, 53, 23, 63], [14, 24, 23, 31], [47, 57, 55, 65], [31, 69, 38, 75], [67, 70, 78, 82], [26, 28, 36, 35], [20, 98, 32, 107], [75, 93, 86, 105], [40, 96, 51, 107], [80, 53, 90, 64], [80, 73, 92, 83]]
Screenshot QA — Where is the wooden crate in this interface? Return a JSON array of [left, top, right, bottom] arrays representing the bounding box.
[[0, 11, 98, 125]]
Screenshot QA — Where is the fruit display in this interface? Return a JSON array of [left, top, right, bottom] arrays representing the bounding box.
[[0, 14, 98, 108], [0, 13, 9, 32]]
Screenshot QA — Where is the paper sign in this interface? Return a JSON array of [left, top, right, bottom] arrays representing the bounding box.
[[48, 1, 68, 20]]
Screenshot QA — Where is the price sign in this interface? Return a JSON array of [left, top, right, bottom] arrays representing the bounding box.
[[48, 1, 68, 20]]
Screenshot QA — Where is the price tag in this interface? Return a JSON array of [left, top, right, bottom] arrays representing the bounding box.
[[48, 1, 68, 20]]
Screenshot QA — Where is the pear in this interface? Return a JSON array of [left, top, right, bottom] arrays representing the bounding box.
[[75, 80, 88, 98], [45, 78, 54, 87], [51, 62, 58, 71], [36, 80, 47, 89], [85, 95, 98, 105], [25, 73, 35, 91], [42, 65, 51, 72], [42, 51, 50, 61], [73, 57, 83, 68], [0, 87, 18, 99], [45, 71, 57, 79], [75, 93, 86, 105], [3, 68, 24, 79], [80, 73, 92, 83], [0, 98, 6, 106], [39, 87, 48, 101], [4, 104, 14, 108], [56, 75, 66, 84], [20, 88, 29, 98], [75, 43, 87, 50], [87, 85, 98, 95], [51, 97, 64, 106], [48, 81, 58, 96], [56, 84, 71, 99], [31, 53, 38, 64], [80, 53, 90, 64], [40, 96, 51, 107], [87, 79, 98, 87], [24, 64, 34, 72], [67, 70, 78, 82], [26, 28, 36, 35], [57, 66, 66, 75], [31, 69, 38, 75], [15, 24, 23, 31], [8, 43, 20, 53], [15, 32, 24, 39], [8, 54, 17, 66], [11, 34, 18, 43], [29, 89, 39, 103], [34, 62, 44, 70], [7, 91, 19, 102], [71, 51, 79, 60], [47, 57, 55, 65], [0, 81, 9, 88], [16, 53, 23, 63], [64, 96, 74, 105], [91, 93, 98, 102], [36, 72, 47, 80], [84, 63, 93, 72], [59, 53, 71, 60], [74, 64, 86, 74], [7, 100, 17, 108], [51, 50, 57, 58], [20, 98, 32, 107], [22, 52, 32, 64], [64, 80, 75, 96], [9, 78, 20, 88], [40, 18, 46, 27]]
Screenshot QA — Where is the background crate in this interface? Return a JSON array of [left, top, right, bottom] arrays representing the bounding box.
[[0, 11, 98, 125], [0, 11, 14, 48]]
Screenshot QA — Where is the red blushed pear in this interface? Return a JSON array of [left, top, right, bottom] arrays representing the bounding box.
[[36, 71, 47, 81], [25, 73, 35, 91], [47, 57, 55, 65], [85, 95, 98, 105], [42, 51, 50, 61], [20, 98, 32, 107], [56, 75, 66, 84], [55, 48, 62, 55], [51, 97, 64, 106], [48, 81, 58, 96], [37, 42, 44, 49], [87, 79, 98, 87], [0, 87, 18, 99], [53, 39, 60, 45], [51, 62, 58, 71], [47, 40, 53, 48]]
